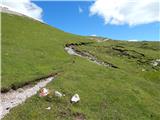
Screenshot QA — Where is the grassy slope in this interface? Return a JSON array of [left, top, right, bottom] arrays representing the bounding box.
[[2, 13, 160, 120], [2, 12, 90, 90], [76, 40, 160, 72]]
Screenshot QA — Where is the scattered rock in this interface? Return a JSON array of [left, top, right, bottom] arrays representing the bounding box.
[[46, 107, 51, 110], [71, 94, 80, 103], [54, 91, 63, 98], [151, 59, 160, 67], [39, 88, 49, 97]]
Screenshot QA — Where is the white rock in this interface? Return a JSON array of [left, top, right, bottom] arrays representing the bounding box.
[[152, 62, 158, 67], [71, 94, 80, 103], [150, 59, 160, 67], [54, 91, 62, 98], [152, 59, 160, 67], [46, 107, 51, 110]]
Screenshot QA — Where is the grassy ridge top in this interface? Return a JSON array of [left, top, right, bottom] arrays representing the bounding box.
[[2, 12, 160, 120]]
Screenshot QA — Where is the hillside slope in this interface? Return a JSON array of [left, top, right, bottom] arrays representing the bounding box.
[[1, 12, 90, 90], [2, 12, 160, 120]]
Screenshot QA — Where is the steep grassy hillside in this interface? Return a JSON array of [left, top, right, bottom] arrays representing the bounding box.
[[2, 12, 160, 120], [1, 12, 91, 91]]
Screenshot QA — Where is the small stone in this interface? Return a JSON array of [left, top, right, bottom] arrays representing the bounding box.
[[6, 107, 10, 110], [39, 88, 49, 97], [71, 94, 80, 103], [46, 107, 51, 110], [54, 91, 62, 98]]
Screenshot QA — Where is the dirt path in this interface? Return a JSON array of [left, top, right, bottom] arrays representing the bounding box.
[[0, 76, 55, 119], [65, 45, 118, 68]]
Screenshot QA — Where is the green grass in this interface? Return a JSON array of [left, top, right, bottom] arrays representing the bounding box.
[[1, 12, 91, 90], [2, 12, 160, 120]]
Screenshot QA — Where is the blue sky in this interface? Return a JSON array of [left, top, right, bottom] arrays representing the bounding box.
[[33, 1, 159, 41]]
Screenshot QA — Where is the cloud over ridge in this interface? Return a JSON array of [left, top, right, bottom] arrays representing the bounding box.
[[1, 0, 43, 21]]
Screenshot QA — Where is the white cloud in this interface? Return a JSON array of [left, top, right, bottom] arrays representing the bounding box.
[[90, 0, 160, 26], [90, 34, 97, 36], [1, 0, 43, 21], [128, 39, 139, 42], [79, 6, 83, 13]]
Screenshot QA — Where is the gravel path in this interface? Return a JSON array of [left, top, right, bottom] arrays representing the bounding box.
[[65, 46, 118, 68], [0, 77, 55, 119]]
